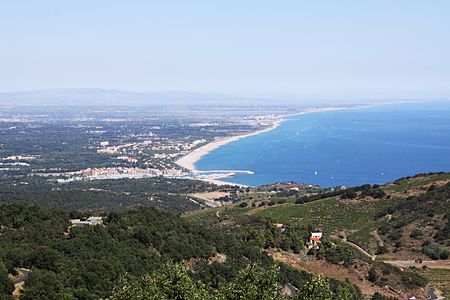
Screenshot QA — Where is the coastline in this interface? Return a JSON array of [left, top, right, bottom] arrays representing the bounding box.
[[175, 106, 346, 186], [175, 118, 282, 173]]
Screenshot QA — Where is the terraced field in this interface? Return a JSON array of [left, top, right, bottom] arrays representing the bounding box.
[[420, 269, 450, 297], [252, 196, 395, 253]]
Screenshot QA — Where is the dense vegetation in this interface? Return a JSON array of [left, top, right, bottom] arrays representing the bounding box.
[[0, 177, 227, 213], [0, 204, 364, 299], [0, 159, 447, 299], [0, 204, 220, 299], [108, 262, 362, 300]]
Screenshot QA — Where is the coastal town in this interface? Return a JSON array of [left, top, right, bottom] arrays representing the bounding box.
[[0, 106, 279, 179], [0, 105, 348, 187], [28, 113, 280, 185]]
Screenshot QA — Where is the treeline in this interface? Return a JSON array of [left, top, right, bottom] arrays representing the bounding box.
[[0, 187, 198, 213], [294, 184, 386, 205], [0, 177, 221, 213], [65, 177, 220, 195]]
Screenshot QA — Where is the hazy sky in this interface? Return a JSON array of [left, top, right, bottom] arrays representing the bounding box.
[[2, 1, 450, 100]]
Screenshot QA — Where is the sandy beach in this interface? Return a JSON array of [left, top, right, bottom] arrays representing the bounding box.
[[175, 106, 346, 185], [175, 118, 283, 172]]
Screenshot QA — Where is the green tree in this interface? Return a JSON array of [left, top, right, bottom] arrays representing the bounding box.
[[0, 261, 14, 300], [108, 262, 207, 300], [215, 263, 284, 300], [332, 279, 363, 300], [21, 269, 69, 300], [294, 275, 333, 300], [368, 267, 378, 283]]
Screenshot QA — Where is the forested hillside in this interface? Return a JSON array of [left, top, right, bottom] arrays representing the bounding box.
[[0, 177, 224, 213], [0, 204, 363, 299], [0, 173, 448, 299]]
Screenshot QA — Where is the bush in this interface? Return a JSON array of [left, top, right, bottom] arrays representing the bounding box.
[[367, 267, 378, 283], [440, 249, 449, 259], [410, 229, 423, 239], [400, 270, 428, 289], [341, 190, 357, 199], [388, 229, 403, 241], [375, 245, 389, 255], [371, 292, 398, 300], [422, 243, 448, 260]]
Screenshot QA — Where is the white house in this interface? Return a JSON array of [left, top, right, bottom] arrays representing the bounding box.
[[70, 217, 103, 227], [307, 232, 323, 249]]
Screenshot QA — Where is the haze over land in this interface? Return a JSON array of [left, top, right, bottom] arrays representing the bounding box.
[[0, 89, 272, 106]]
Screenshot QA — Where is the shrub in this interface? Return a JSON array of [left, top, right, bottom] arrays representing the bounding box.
[[410, 229, 423, 239], [367, 267, 378, 283], [388, 230, 403, 241], [371, 292, 398, 300], [422, 243, 448, 260], [341, 190, 357, 199], [375, 245, 389, 255], [440, 249, 449, 259]]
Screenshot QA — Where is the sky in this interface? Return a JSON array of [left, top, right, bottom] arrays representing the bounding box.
[[1, 1, 450, 101]]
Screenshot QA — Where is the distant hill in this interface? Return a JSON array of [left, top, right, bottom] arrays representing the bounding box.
[[0, 88, 273, 106]]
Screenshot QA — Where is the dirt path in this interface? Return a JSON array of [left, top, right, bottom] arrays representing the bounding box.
[[384, 260, 450, 270], [11, 268, 30, 298], [332, 235, 375, 260], [266, 249, 402, 299], [371, 230, 384, 247]]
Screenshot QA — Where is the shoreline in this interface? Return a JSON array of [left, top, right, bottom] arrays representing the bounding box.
[[175, 106, 347, 186], [175, 118, 283, 173]]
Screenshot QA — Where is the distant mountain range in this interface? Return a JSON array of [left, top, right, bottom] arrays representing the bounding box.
[[0, 88, 274, 106]]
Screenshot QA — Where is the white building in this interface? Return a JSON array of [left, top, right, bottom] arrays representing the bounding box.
[[307, 232, 323, 249], [70, 217, 103, 227]]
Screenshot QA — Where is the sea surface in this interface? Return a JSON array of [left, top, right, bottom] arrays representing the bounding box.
[[195, 101, 450, 187]]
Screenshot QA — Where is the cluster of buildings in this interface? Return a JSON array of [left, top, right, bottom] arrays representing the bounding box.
[[96, 138, 207, 164], [55, 167, 187, 182], [97, 141, 152, 155], [0, 155, 38, 171], [1, 155, 38, 161]]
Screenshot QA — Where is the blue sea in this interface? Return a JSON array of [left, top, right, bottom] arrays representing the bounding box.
[[195, 102, 450, 187]]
